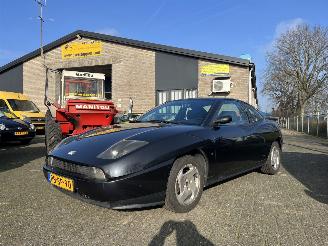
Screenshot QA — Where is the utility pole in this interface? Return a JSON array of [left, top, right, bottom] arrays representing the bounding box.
[[36, 0, 46, 64], [35, 0, 50, 107]]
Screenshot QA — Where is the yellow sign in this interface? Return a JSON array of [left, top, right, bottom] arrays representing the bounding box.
[[201, 64, 230, 76], [61, 41, 102, 59]]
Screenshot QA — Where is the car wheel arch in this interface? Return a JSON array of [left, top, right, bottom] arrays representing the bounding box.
[[173, 148, 209, 186], [276, 136, 283, 149]]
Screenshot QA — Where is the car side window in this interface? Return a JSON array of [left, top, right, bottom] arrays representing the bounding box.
[[243, 104, 263, 123], [214, 101, 247, 125]]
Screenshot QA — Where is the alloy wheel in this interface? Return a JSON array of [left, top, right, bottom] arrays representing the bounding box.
[[175, 164, 200, 206], [271, 146, 280, 170]]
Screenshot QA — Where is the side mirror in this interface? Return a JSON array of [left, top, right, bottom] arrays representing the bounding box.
[[265, 116, 278, 122], [213, 116, 232, 127]]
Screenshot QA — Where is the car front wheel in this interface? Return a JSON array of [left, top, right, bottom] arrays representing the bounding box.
[[45, 110, 62, 154], [261, 141, 281, 175], [165, 154, 205, 213]]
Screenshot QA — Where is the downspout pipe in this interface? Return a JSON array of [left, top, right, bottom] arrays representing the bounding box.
[[248, 63, 254, 105]]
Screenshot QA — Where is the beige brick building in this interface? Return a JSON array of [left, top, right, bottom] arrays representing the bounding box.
[[0, 30, 258, 113]]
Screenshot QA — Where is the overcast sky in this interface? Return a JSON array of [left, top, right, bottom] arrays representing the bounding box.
[[1, 0, 327, 111]]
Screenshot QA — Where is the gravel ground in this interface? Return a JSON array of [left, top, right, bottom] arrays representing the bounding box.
[[0, 130, 327, 246]]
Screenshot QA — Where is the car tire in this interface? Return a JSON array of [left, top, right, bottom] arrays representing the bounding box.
[[261, 141, 281, 175], [165, 154, 206, 213], [45, 110, 62, 154]]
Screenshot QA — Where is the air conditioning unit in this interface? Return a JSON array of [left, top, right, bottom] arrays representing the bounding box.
[[212, 79, 232, 93]]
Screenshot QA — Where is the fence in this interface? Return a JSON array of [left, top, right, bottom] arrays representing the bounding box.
[[279, 113, 328, 138]]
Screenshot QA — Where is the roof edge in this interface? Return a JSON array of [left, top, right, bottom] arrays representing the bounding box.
[[0, 30, 249, 73]]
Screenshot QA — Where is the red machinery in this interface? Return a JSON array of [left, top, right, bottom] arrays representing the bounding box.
[[45, 70, 118, 153], [56, 99, 117, 135]]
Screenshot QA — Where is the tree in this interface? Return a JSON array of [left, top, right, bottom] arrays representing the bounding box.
[[263, 24, 328, 116], [306, 90, 328, 113]]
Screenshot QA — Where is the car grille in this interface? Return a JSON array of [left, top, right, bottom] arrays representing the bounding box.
[[30, 117, 45, 124], [48, 158, 90, 175], [47, 157, 105, 180], [8, 126, 29, 131]]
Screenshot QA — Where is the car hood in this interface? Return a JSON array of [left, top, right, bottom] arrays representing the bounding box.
[[0, 117, 30, 128], [50, 122, 203, 166], [12, 110, 45, 119]]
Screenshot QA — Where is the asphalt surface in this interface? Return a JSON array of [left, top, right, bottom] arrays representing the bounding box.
[[0, 130, 327, 245]]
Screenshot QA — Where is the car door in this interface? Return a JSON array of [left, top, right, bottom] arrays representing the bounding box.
[[241, 102, 268, 164], [210, 100, 253, 179]]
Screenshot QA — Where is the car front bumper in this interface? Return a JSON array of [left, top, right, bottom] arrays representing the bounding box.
[[0, 130, 36, 142], [43, 159, 173, 209]]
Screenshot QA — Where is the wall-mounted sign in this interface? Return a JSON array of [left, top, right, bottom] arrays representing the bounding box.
[[61, 41, 102, 60], [200, 64, 230, 76]]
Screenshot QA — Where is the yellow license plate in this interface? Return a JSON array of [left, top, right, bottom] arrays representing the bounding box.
[[14, 131, 28, 136], [48, 173, 74, 192], [36, 126, 44, 129]]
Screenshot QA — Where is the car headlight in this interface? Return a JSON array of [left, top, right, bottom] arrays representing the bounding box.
[[97, 140, 148, 159], [0, 123, 5, 131], [30, 123, 35, 130]]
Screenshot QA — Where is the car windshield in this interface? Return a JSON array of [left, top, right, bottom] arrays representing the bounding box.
[[137, 99, 214, 125], [7, 99, 40, 112], [64, 76, 104, 99]]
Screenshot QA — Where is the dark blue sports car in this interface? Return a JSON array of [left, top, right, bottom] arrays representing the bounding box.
[[0, 111, 36, 144], [44, 98, 282, 213]]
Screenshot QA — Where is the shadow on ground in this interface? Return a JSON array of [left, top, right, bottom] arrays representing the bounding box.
[[285, 142, 328, 155], [0, 137, 45, 173], [320, 142, 328, 148], [149, 220, 214, 246], [282, 151, 328, 204]]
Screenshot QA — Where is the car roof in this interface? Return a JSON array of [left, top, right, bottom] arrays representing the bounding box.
[[0, 91, 28, 100], [170, 97, 245, 103]]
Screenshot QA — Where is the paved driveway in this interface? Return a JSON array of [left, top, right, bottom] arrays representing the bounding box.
[[0, 131, 327, 245]]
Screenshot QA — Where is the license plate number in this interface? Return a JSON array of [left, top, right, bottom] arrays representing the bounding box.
[[48, 173, 74, 192], [15, 131, 28, 136], [36, 126, 44, 130]]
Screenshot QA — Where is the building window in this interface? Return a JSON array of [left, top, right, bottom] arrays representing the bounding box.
[[157, 89, 198, 106], [171, 90, 183, 101], [184, 89, 197, 99], [158, 91, 169, 105]]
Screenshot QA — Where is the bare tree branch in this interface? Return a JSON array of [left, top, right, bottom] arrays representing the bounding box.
[[262, 24, 328, 116]]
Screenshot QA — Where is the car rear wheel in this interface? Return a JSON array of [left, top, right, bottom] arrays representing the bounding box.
[[45, 110, 62, 154], [165, 155, 205, 213], [261, 141, 281, 175]]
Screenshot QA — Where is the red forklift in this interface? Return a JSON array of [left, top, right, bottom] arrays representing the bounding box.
[[44, 70, 118, 153]]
